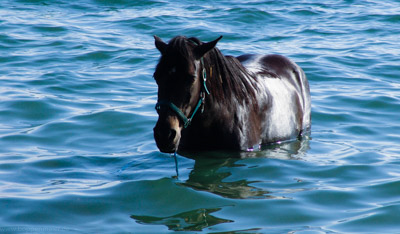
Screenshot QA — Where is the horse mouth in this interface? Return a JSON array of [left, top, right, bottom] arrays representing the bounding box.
[[158, 145, 177, 154], [153, 118, 182, 154], [153, 128, 180, 154]]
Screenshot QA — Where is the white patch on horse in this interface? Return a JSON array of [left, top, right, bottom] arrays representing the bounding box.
[[258, 76, 298, 141], [240, 55, 264, 75], [193, 60, 201, 78], [234, 99, 250, 149], [239, 54, 309, 143]]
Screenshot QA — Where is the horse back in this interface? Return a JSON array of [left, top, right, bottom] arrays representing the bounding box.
[[237, 54, 307, 89]]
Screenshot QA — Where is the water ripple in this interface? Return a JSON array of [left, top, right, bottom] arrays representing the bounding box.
[[1, 0, 400, 232]]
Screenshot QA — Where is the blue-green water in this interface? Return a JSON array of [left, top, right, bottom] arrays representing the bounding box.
[[1, 0, 400, 233]]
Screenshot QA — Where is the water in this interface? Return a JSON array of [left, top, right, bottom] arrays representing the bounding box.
[[1, 0, 400, 233]]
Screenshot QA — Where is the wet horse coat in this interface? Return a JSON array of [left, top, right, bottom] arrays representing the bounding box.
[[153, 36, 311, 153]]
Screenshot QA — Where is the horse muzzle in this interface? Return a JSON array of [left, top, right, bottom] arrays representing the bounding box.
[[153, 117, 182, 153]]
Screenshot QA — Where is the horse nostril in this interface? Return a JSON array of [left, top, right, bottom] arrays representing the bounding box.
[[154, 126, 177, 142], [168, 128, 177, 142]]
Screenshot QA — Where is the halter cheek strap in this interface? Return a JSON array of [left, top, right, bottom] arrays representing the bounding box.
[[155, 97, 203, 128], [155, 58, 210, 129]]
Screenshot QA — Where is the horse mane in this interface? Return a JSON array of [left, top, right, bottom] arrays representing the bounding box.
[[202, 43, 258, 106]]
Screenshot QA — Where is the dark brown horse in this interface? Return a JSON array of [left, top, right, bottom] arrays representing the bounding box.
[[153, 35, 311, 154]]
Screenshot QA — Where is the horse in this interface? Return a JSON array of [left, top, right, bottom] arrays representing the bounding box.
[[153, 35, 311, 154]]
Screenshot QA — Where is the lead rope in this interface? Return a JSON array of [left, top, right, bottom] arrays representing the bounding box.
[[173, 151, 179, 178]]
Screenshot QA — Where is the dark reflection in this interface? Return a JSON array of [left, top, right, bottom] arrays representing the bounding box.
[[179, 158, 272, 199], [131, 208, 232, 231], [130, 138, 310, 231], [179, 137, 311, 199]]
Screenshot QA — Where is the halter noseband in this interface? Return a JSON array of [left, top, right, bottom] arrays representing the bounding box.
[[155, 57, 210, 128]]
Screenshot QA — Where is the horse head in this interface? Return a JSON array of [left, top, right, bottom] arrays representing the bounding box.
[[153, 35, 222, 153]]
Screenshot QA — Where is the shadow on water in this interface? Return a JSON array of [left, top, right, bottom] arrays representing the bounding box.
[[130, 137, 310, 231]]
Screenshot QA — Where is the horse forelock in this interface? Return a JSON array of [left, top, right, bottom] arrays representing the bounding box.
[[154, 36, 197, 77], [165, 36, 196, 60]]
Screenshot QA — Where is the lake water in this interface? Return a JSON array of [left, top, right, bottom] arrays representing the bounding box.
[[1, 0, 400, 233]]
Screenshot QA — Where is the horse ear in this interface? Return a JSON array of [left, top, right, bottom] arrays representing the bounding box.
[[154, 35, 167, 54], [194, 36, 223, 59]]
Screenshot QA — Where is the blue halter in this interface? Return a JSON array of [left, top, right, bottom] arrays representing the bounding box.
[[155, 57, 210, 128]]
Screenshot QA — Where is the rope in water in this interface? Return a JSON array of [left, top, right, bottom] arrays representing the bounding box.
[[173, 151, 179, 177]]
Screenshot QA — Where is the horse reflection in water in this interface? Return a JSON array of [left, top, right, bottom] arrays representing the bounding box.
[[131, 138, 310, 232], [179, 137, 310, 200], [131, 208, 232, 232], [153, 35, 311, 154]]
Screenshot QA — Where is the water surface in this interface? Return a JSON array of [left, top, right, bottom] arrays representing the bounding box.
[[1, 0, 400, 233]]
